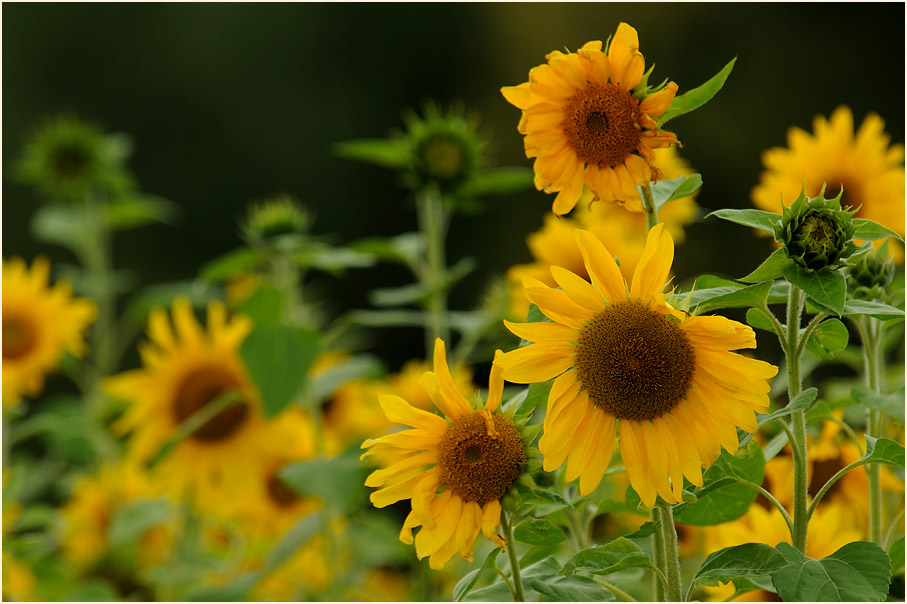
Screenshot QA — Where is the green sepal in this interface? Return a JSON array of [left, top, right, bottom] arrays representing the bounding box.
[[853, 218, 904, 242], [333, 138, 412, 170], [657, 57, 736, 126]]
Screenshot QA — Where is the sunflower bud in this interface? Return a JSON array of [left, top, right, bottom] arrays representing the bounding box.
[[847, 240, 896, 301], [404, 102, 482, 194], [775, 186, 858, 272], [242, 195, 310, 245]]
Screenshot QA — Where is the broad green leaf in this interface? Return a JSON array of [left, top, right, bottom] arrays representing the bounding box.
[[674, 440, 765, 525], [693, 274, 739, 289], [850, 384, 904, 424], [853, 218, 904, 242], [200, 247, 264, 282], [30, 204, 90, 254], [890, 537, 904, 575], [861, 435, 905, 468], [771, 541, 891, 602], [756, 388, 818, 426], [843, 299, 906, 321], [108, 498, 171, 547], [300, 245, 377, 273], [805, 318, 850, 360], [348, 512, 413, 567], [240, 325, 320, 417], [706, 208, 779, 234], [464, 581, 517, 602], [514, 517, 566, 545], [623, 521, 660, 540], [746, 307, 777, 333], [692, 281, 773, 314], [560, 537, 657, 576], [106, 194, 179, 229], [279, 453, 368, 512], [657, 57, 736, 125], [454, 549, 500, 602], [462, 167, 534, 196], [188, 574, 261, 602], [528, 576, 617, 601], [349, 232, 425, 266], [236, 283, 285, 329], [333, 138, 412, 170], [516, 380, 551, 417], [740, 248, 794, 283], [309, 355, 384, 402], [768, 281, 790, 304], [650, 174, 703, 213], [691, 543, 784, 590], [782, 266, 847, 316]]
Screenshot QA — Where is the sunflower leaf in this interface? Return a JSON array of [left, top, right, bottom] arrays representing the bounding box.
[[890, 537, 905, 576], [514, 517, 566, 545], [690, 543, 784, 591], [756, 388, 818, 427], [280, 453, 369, 512], [740, 248, 794, 283], [745, 307, 777, 334], [240, 325, 320, 417], [333, 138, 412, 170], [528, 576, 617, 601], [770, 541, 891, 602], [649, 174, 703, 213], [454, 549, 501, 602], [461, 167, 535, 196], [781, 265, 847, 316], [860, 435, 905, 468], [852, 218, 904, 242], [805, 318, 850, 360], [706, 208, 780, 234], [657, 57, 736, 126], [559, 537, 658, 577], [106, 193, 180, 230], [842, 299, 906, 321], [200, 247, 265, 282], [852, 385, 906, 423], [692, 280, 773, 313]]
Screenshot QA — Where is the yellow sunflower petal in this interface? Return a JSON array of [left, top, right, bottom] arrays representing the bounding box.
[[661, 412, 703, 487], [501, 82, 536, 110], [399, 510, 420, 544], [364, 449, 437, 488], [575, 229, 627, 304], [377, 394, 448, 435], [638, 420, 676, 503], [630, 223, 673, 301], [550, 265, 606, 312], [485, 350, 505, 413], [415, 491, 461, 558], [608, 22, 644, 89], [497, 343, 575, 384], [639, 82, 679, 117], [522, 281, 594, 328], [565, 404, 603, 482], [619, 420, 656, 508], [454, 501, 482, 561], [481, 499, 505, 549], [503, 320, 577, 344], [579, 412, 616, 496], [552, 164, 586, 215], [370, 472, 429, 509], [652, 417, 687, 501], [361, 428, 441, 458], [411, 470, 442, 528]]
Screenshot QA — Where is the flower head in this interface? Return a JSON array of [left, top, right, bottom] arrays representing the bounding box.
[[501, 22, 680, 215], [404, 102, 483, 195], [498, 225, 778, 507], [242, 195, 311, 244], [2, 257, 97, 406], [775, 186, 859, 272], [847, 240, 896, 301], [361, 339, 527, 569]]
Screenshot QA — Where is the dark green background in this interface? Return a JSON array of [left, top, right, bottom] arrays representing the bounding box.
[[4, 3, 905, 368]]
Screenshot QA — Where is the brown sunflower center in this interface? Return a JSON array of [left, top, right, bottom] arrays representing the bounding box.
[[2, 316, 37, 360], [562, 83, 642, 168], [172, 366, 250, 442], [575, 301, 695, 421], [266, 470, 299, 508], [437, 411, 525, 505]]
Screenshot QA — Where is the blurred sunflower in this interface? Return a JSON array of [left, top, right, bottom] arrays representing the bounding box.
[[752, 106, 905, 252], [104, 298, 272, 507], [506, 146, 698, 318], [502, 22, 679, 215], [2, 256, 96, 406], [2, 551, 35, 602], [498, 225, 778, 507], [362, 339, 527, 570]]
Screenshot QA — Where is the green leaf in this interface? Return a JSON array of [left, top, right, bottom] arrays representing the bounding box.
[[309, 355, 384, 402], [300, 245, 377, 273], [560, 537, 658, 576], [657, 57, 736, 125], [30, 204, 90, 254], [706, 208, 780, 234], [526, 302, 548, 324], [108, 498, 171, 547], [236, 283, 285, 329], [514, 517, 566, 545], [756, 388, 818, 426], [805, 318, 850, 360], [333, 138, 412, 170], [66, 580, 120, 602], [691, 543, 783, 590], [861, 435, 905, 468], [529, 576, 616, 601], [843, 299, 906, 321], [454, 549, 500, 602], [674, 440, 765, 525], [462, 167, 534, 196], [623, 521, 660, 540], [515, 380, 551, 418], [771, 541, 891, 602], [853, 218, 904, 242], [692, 281, 773, 314], [740, 248, 794, 283], [349, 232, 425, 267], [106, 194, 179, 229], [123, 280, 223, 325], [279, 452, 368, 512], [200, 247, 265, 282], [890, 537, 904, 575], [650, 174, 703, 212], [370, 283, 428, 307], [745, 307, 776, 333], [240, 325, 320, 417], [782, 265, 847, 316]]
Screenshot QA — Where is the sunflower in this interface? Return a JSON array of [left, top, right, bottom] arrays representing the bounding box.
[[361, 339, 527, 570], [507, 146, 699, 318], [498, 224, 778, 507], [104, 298, 272, 507], [752, 106, 905, 250], [2, 256, 96, 406], [502, 22, 680, 215]]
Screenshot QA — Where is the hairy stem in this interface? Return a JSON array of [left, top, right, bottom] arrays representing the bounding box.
[[652, 507, 666, 602], [591, 577, 638, 602], [642, 184, 659, 231], [785, 285, 809, 554], [655, 506, 683, 602], [858, 316, 885, 545], [501, 511, 525, 602]]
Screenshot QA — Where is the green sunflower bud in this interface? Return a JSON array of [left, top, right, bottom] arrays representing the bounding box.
[[242, 195, 310, 244], [775, 185, 859, 272], [403, 102, 483, 194], [847, 240, 896, 301]]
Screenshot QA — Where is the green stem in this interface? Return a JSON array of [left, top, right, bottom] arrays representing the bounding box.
[[734, 479, 794, 534], [590, 577, 638, 602], [884, 510, 905, 550], [858, 315, 885, 545], [652, 508, 665, 602], [416, 186, 450, 355], [785, 285, 809, 554], [806, 457, 873, 521], [655, 506, 683, 602], [642, 184, 659, 231], [501, 510, 525, 602], [755, 307, 788, 356], [795, 312, 828, 359], [82, 195, 115, 382]]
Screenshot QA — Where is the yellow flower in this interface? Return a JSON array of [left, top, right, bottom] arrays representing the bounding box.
[[752, 106, 905, 250], [2, 256, 96, 406], [362, 339, 526, 570], [2, 551, 35, 602], [103, 298, 272, 508], [502, 22, 680, 215], [507, 146, 698, 319], [498, 225, 778, 507]]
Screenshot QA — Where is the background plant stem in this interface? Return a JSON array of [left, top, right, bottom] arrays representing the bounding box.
[[859, 315, 885, 545], [416, 186, 450, 355]]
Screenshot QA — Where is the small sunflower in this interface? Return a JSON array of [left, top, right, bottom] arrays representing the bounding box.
[[361, 339, 527, 570], [752, 106, 905, 246], [104, 298, 272, 507], [498, 225, 778, 507], [502, 22, 680, 215], [2, 256, 97, 406]]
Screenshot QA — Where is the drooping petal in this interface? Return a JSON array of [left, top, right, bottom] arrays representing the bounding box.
[[630, 223, 673, 301], [378, 394, 448, 435], [485, 350, 505, 413]]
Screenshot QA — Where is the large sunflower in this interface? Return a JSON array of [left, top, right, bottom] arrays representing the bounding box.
[[498, 224, 778, 507], [361, 339, 527, 570], [752, 106, 905, 244], [2, 256, 96, 406], [104, 298, 272, 507], [502, 22, 680, 215]]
